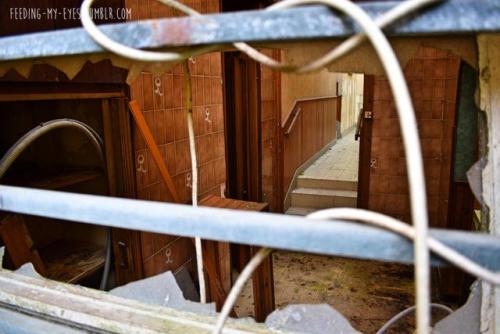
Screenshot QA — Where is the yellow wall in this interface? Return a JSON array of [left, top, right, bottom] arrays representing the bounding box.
[[340, 73, 364, 134], [280, 47, 339, 123]]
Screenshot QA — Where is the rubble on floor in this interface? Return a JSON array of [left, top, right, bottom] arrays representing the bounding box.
[[110, 271, 216, 316], [432, 282, 481, 334], [1, 253, 477, 334], [266, 304, 361, 334]]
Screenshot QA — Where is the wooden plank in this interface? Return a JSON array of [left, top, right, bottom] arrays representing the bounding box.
[[40, 239, 105, 284], [128, 100, 180, 203], [109, 97, 143, 285], [246, 56, 262, 202], [0, 215, 46, 275], [3, 169, 102, 190], [101, 99, 117, 196], [234, 55, 247, 199], [200, 195, 273, 320], [201, 239, 234, 313], [250, 246, 274, 322], [0, 92, 124, 102], [273, 63, 283, 212], [0, 269, 277, 334], [199, 195, 233, 311]]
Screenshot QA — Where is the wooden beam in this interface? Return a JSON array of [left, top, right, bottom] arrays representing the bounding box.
[[251, 246, 275, 322], [0, 269, 277, 334], [128, 100, 181, 203], [0, 215, 46, 275]]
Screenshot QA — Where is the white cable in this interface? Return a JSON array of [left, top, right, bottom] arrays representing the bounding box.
[[212, 248, 272, 334], [307, 208, 500, 285], [183, 61, 207, 303], [189, 111, 206, 303], [80, 0, 217, 62], [376, 303, 453, 334]]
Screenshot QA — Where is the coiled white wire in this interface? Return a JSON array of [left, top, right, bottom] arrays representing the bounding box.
[[79, 1, 500, 333]]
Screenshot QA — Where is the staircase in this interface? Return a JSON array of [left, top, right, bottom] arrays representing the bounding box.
[[286, 175, 358, 216]]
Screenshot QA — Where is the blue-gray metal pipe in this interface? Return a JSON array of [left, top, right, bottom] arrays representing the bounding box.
[[0, 0, 499, 61], [1, 185, 500, 270]]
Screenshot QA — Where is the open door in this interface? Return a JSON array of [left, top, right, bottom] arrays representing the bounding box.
[[223, 51, 275, 321], [224, 52, 262, 201]]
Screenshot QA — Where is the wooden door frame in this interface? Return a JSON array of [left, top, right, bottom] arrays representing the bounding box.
[[224, 52, 263, 201], [222, 51, 275, 321], [100, 95, 144, 285], [357, 75, 374, 209]]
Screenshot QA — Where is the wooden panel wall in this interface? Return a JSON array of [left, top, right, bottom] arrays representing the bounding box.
[[283, 97, 338, 195], [126, 0, 225, 278], [368, 46, 460, 228]]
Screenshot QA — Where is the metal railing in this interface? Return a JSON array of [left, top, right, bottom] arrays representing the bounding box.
[[0, 0, 499, 61], [355, 108, 364, 141], [1, 185, 499, 270]]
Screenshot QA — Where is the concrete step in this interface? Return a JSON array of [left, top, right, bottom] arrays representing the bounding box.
[[291, 187, 357, 209], [285, 206, 317, 216], [297, 176, 358, 191]]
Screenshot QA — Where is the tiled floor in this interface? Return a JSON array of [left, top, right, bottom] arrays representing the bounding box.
[[302, 129, 359, 181]]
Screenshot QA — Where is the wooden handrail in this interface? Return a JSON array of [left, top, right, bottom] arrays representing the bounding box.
[[285, 107, 300, 135], [355, 108, 364, 141], [281, 95, 339, 135]]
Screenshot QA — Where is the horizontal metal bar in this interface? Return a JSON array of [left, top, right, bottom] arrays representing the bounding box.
[[0, 0, 499, 61], [1, 185, 500, 270]]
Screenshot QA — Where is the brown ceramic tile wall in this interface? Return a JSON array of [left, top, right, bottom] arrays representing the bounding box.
[[368, 46, 460, 228], [126, 0, 225, 276]]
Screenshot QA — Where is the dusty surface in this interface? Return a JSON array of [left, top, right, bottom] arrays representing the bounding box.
[[235, 251, 421, 333]]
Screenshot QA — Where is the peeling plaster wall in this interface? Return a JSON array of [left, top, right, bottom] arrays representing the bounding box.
[[478, 33, 500, 334], [276, 36, 477, 75]]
